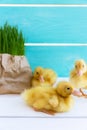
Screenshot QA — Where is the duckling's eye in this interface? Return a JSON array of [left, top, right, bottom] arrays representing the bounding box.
[[36, 72, 39, 75], [67, 87, 70, 90]]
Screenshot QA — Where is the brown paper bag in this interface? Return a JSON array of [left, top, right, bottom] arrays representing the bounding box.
[[0, 54, 32, 94]]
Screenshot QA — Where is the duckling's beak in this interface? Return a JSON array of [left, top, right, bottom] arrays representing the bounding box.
[[39, 75, 44, 82], [72, 89, 82, 97], [77, 70, 83, 76]]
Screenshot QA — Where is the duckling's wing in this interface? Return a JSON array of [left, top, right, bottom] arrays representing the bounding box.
[[44, 69, 57, 85], [48, 95, 59, 108]]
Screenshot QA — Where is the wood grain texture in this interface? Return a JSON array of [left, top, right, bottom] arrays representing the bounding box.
[[0, 0, 87, 4], [25, 46, 87, 77], [0, 7, 87, 43]]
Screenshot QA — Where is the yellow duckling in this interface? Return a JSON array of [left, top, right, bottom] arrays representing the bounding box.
[[22, 81, 74, 115], [31, 67, 45, 87], [31, 66, 57, 87], [70, 59, 87, 89]]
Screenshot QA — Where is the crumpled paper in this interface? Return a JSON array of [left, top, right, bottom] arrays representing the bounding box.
[[0, 54, 32, 94]]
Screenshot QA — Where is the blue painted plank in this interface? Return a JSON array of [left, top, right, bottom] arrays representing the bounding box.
[[25, 46, 87, 77], [0, 7, 87, 43], [0, 0, 87, 4]]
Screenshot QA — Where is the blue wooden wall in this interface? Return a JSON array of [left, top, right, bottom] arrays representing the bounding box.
[[0, 7, 87, 43], [25, 46, 87, 77], [0, 0, 87, 4], [0, 6, 87, 77]]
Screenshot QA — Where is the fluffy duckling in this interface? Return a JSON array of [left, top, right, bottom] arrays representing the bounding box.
[[22, 81, 74, 115], [31, 66, 57, 87], [70, 59, 87, 89], [31, 67, 45, 87]]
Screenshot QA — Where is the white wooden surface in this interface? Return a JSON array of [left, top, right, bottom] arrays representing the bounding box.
[[0, 118, 87, 130], [0, 77, 87, 129]]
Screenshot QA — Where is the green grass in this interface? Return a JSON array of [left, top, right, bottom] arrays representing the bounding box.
[[0, 22, 25, 55]]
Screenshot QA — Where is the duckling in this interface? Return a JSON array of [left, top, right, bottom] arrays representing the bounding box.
[[70, 59, 87, 89], [31, 67, 45, 87], [31, 66, 57, 87], [22, 81, 74, 115]]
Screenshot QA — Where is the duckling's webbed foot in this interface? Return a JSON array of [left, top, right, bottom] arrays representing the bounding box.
[[80, 88, 87, 98], [33, 107, 56, 115]]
